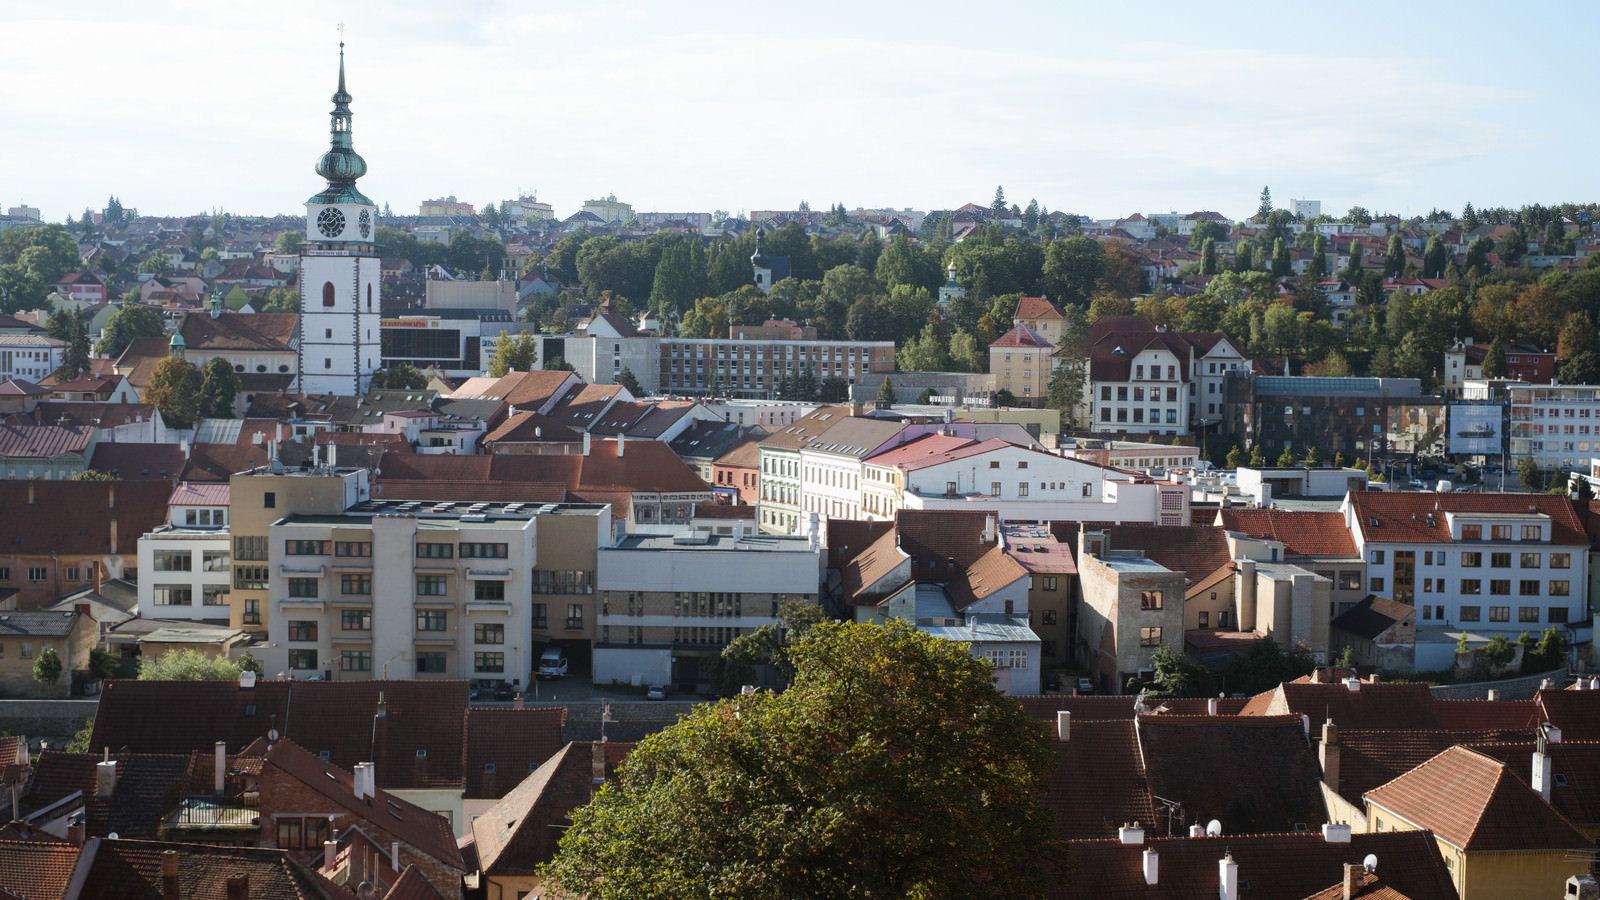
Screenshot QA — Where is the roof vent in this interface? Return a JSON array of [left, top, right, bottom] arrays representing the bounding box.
[[1344, 677, 1362, 692], [1118, 823, 1144, 845]]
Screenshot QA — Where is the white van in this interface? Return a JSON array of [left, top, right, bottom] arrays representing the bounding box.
[[537, 647, 568, 679]]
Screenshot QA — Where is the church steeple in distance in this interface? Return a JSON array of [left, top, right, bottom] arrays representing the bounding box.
[[310, 42, 372, 208]]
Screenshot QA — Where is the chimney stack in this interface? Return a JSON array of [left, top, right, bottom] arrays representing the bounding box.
[[1487, 688, 1501, 701], [390, 841, 400, 872], [66, 815, 85, 846], [1117, 823, 1144, 845], [1534, 730, 1554, 803], [1320, 719, 1341, 792], [1142, 848, 1159, 886], [1322, 823, 1352, 843], [591, 741, 607, 784], [214, 741, 227, 794], [1219, 852, 1239, 900], [617, 433, 625, 457], [1207, 697, 1219, 716], [27, 481, 33, 505], [225, 875, 249, 900], [324, 839, 338, 872], [240, 670, 256, 689], [582, 432, 591, 456], [161, 850, 180, 900], [1342, 863, 1360, 900], [353, 762, 375, 800], [1189, 824, 1205, 838], [96, 759, 118, 799], [1056, 710, 1070, 742]]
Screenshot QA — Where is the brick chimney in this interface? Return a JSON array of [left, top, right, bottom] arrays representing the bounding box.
[[161, 849, 180, 900], [1342, 862, 1360, 899], [1056, 710, 1070, 742], [225, 874, 248, 900], [1319, 719, 1340, 792]]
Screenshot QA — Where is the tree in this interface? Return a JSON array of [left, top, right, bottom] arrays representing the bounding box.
[[1304, 446, 1322, 468], [1256, 186, 1273, 223], [274, 230, 302, 254], [1235, 239, 1255, 274], [1226, 445, 1245, 467], [1201, 238, 1218, 276], [1480, 339, 1507, 378], [542, 619, 1059, 899], [1559, 351, 1600, 385], [875, 377, 897, 407], [143, 356, 201, 429], [237, 650, 264, 676], [199, 356, 241, 419], [1465, 236, 1491, 274], [1022, 199, 1040, 230], [896, 322, 949, 372], [96, 304, 165, 357], [991, 185, 1008, 217], [543, 356, 575, 372], [138, 649, 244, 681], [48, 310, 90, 381], [1277, 445, 1296, 467], [372, 364, 428, 390], [73, 469, 116, 482], [1041, 236, 1104, 305], [488, 331, 536, 377], [994, 388, 1018, 408], [1343, 207, 1372, 227], [1343, 241, 1363, 281], [66, 717, 95, 753], [616, 367, 644, 397], [32, 646, 62, 685], [1250, 444, 1265, 466], [1271, 238, 1290, 277], [1384, 234, 1405, 278], [1519, 455, 1547, 492], [1422, 236, 1448, 279]]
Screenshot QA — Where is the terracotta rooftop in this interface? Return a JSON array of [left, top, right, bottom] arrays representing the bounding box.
[[1015, 295, 1065, 322], [758, 406, 853, 451], [946, 544, 1029, 611], [482, 410, 584, 445], [1003, 524, 1078, 575], [1104, 525, 1233, 587], [1138, 715, 1326, 834], [0, 480, 169, 558], [472, 741, 633, 877], [1016, 695, 1248, 722], [0, 839, 77, 900], [1217, 509, 1359, 558], [1053, 831, 1457, 900], [1333, 729, 1538, 810], [76, 837, 344, 900], [1042, 718, 1154, 839], [1240, 681, 1442, 732], [88, 442, 187, 480], [462, 706, 569, 800], [1331, 596, 1415, 641], [989, 322, 1055, 350], [1346, 491, 1588, 546], [178, 311, 297, 352], [1364, 744, 1591, 851], [0, 423, 91, 459], [1432, 698, 1540, 732], [1536, 688, 1600, 741]]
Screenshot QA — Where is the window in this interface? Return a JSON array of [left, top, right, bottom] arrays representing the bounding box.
[[1140, 591, 1164, 610], [1491, 525, 1512, 540], [1460, 579, 1481, 595], [991, 481, 1002, 496], [459, 542, 509, 559], [153, 585, 192, 606], [1018, 483, 1029, 497], [340, 609, 371, 631], [1459, 605, 1481, 622], [1139, 627, 1162, 647], [473, 580, 506, 602], [1520, 606, 1541, 623], [152, 550, 192, 571], [1520, 553, 1542, 569], [532, 570, 593, 595], [417, 610, 448, 632], [416, 575, 448, 596], [334, 541, 371, 558], [1042, 609, 1057, 626], [202, 586, 229, 606], [416, 543, 454, 559], [1491, 553, 1511, 568], [1461, 552, 1481, 568], [1461, 524, 1481, 540], [234, 566, 268, 590], [415, 651, 446, 673], [1370, 550, 1385, 564], [1490, 579, 1511, 595], [1370, 577, 1385, 592], [234, 536, 267, 561], [0, 568, 7, 582], [341, 574, 371, 595], [1522, 525, 1542, 541], [285, 540, 329, 556], [288, 621, 317, 642], [287, 578, 318, 599], [1042, 576, 1058, 592], [263, 492, 275, 509], [474, 652, 505, 673], [340, 650, 371, 672], [1490, 606, 1510, 623], [1550, 580, 1570, 596], [1550, 607, 1570, 624], [474, 623, 505, 644], [1338, 571, 1362, 590], [1519, 580, 1541, 596], [287, 649, 317, 669], [566, 603, 584, 630], [532, 603, 547, 629], [322, 281, 336, 307], [276, 818, 302, 850], [202, 550, 230, 572]]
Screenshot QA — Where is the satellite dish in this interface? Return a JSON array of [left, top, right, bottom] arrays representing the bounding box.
[[1363, 854, 1378, 873], [1206, 819, 1223, 837], [267, 728, 281, 742], [107, 832, 119, 840]]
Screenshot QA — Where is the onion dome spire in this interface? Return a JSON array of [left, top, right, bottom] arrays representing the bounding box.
[[309, 42, 373, 206]]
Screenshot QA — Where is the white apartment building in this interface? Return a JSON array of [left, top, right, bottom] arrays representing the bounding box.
[[1508, 383, 1600, 472], [1343, 493, 1588, 664], [136, 483, 233, 621], [1089, 329, 1252, 435], [862, 435, 1102, 520], [593, 530, 821, 689], [758, 406, 851, 534], [0, 334, 66, 383], [798, 417, 906, 522]]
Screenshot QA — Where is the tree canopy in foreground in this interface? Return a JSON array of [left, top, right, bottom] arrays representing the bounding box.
[[542, 619, 1059, 899]]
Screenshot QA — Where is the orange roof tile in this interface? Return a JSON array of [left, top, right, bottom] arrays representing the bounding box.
[[1347, 491, 1588, 546], [1042, 719, 1154, 839], [1217, 509, 1359, 558], [1240, 682, 1442, 731], [0, 839, 78, 900], [462, 706, 568, 800]]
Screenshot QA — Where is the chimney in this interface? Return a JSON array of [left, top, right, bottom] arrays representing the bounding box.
[[108, 483, 115, 509], [161, 850, 180, 900], [1534, 731, 1554, 802], [1369, 673, 1380, 685], [1343, 676, 1362, 692], [1322, 823, 1352, 843], [582, 432, 591, 456], [1320, 719, 1341, 791], [982, 514, 996, 545], [617, 433, 625, 457], [591, 741, 607, 784], [513, 693, 524, 709], [27, 481, 33, 505], [180, 437, 190, 459], [240, 670, 256, 689], [1189, 824, 1205, 838], [109, 517, 119, 555], [324, 839, 337, 872], [1117, 823, 1144, 845], [390, 841, 400, 872], [1056, 710, 1070, 742], [1142, 848, 1159, 885], [353, 762, 374, 800], [96, 759, 118, 798], [1219, 852, 1239, 900], [93, 560, 102, 595], [214, 741, 227, 794], [1342, 862, 1361, 900], [1486, 688, 1501, 701], [66, 815, 85, 846], [225, 875, 248, 900], [1207, 697, 1219, 716]]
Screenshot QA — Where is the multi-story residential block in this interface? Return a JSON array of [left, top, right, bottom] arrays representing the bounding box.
[[593, 528, 820, 689], [758, 405, 851, 534], [1003, 523, 1076, 668], [798, 416, 906, 521], [136, 483, 232, 621], [1089, 319, 1253, 435], [1343, 492, 1589, 671], [988, 323, 1055, 406], [1227, 374, 1434, 462], [1073, 528, 1186, 694], [1444, 338, 1555, 387], [562, 297, 659, 392], [418, 196, 476, 217], [658, 336, 894, 399], [0, 334, 65, 383], [1508, 383, 1600, 472], [0, 480, 169, 609], [861, 433, 1105, 521]]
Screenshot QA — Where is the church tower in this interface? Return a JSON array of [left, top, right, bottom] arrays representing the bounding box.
[[298, 43, 381, 397]]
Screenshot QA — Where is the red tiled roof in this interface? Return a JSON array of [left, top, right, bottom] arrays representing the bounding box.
[[1016, 695, 1248, 722], [178, 311, 296, 352], [946, 544, 1028, 611], [1239, 682, 1442, 731], [463, 706, 568, 800], [1015, 296, 1065, 322], [473, 741, 633, 877], [1104, 525, 1232, 587], [1347, 491, 1588, 546], [1331, 596, 1415, 641], [1216, 509, 1359, 558], [1333, 729, 1538, 810], [758, 406, 853, 451], [89, 442, 187, 480], [989, 322, 1054, 350], [0, 480, 169, 557], [1042, 718, 1154, 839], [0, 839, 79, 900], [1433, 699, 1540, 732], [1138, 715, 1326, 834], [0, 423, 91, 459], [1536, 688, 1600, 741], [484, 411, 584, 445], [1364, 744, 1592, 851], [76, 837, 343, 900]]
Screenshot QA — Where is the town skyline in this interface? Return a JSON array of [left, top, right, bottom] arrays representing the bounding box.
[[5, 1, 1598, 223]]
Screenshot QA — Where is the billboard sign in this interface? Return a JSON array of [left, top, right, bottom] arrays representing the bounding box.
[[1449, 404, 1503, 456]]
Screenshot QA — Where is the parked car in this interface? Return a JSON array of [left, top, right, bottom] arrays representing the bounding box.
[[645, 684, 668, 701], [1076, 677, 1095, 695], [493, 682, 516, 701], [1044, 672, 1062, 693]]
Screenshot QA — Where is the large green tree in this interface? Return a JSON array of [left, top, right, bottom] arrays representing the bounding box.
[[199, 356, 242, 418], [543, 619, 1059, 899], [1040, 235, 1104, 305], [47, 309, 91, 381], [143, 355, 201, 428], [96, 304, 165, 357], [488, 331, 537, 377]]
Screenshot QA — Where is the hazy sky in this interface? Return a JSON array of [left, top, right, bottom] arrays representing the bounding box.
[[4, 1, 1595, 224]]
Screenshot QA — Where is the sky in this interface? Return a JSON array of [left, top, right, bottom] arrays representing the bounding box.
[[4, 1, 1596, 225]]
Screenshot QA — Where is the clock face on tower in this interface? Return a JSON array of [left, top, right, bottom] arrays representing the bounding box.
[[358, 209, 372, 239], [317, 207, 346, 238]]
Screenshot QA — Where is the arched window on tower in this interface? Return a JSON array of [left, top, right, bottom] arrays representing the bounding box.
[[367, 284, 372, 310], [322, 282, 336, 307]]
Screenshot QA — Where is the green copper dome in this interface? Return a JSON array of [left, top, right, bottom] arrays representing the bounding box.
[[308, 43, 374, 207]]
